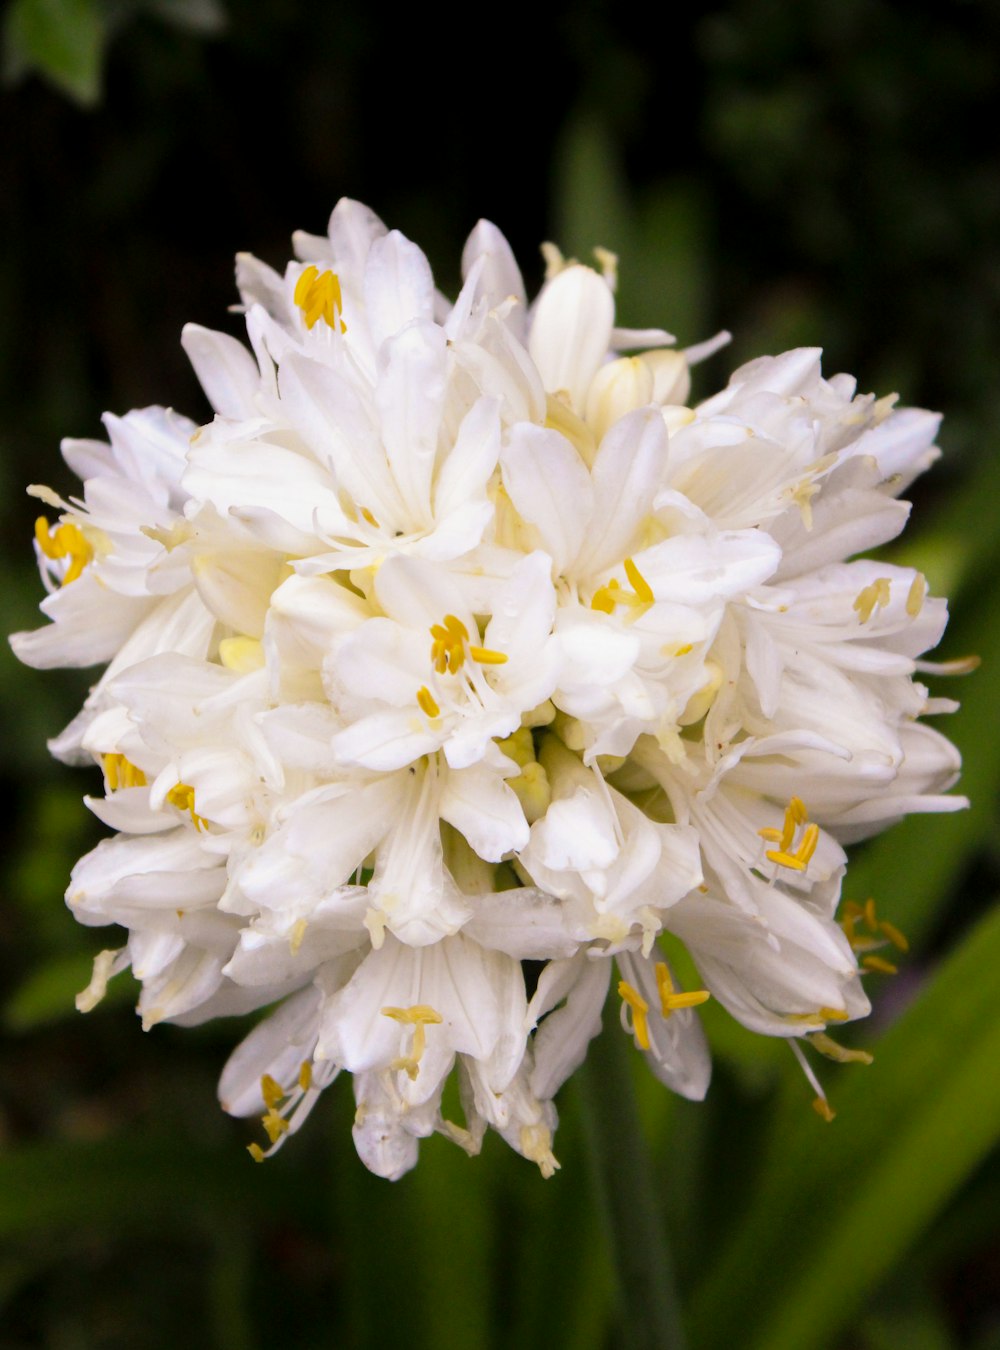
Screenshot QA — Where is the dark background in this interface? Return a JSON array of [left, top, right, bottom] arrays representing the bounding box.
[[1, 2, 999, 1347]]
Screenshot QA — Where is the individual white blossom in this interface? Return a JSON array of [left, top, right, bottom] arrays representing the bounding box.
[[12, 198, 967, 1177]]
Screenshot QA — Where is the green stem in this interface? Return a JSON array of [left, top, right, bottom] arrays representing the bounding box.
[[579, 1009, 687, 1350]]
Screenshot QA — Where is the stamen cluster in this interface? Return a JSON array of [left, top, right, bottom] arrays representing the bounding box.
[[11, 200, 965, 1178]]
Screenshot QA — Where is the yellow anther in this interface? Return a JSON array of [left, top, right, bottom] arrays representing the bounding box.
[[261, 1108, 290, 1145], [247, 1143, 266, 1163], [293, 265, 346, 332], [762, 797, 818, 872], [260, 1074, 284, 1110], [166, 782, 208, 830], [853, 577, 892, 624], [590, 579, 620, 614], [416, 685, 441, 718], [765, 849, 808, 872], [468, 645, 509, 666], [788, 796, 808, 826], [654, 962, 710, 1019], [878, 919, 910, 952], [819, 1006, 850, 1022], [360, 506, 379, 527], [906, 572, 927, 617], [430, 613, 469, 674], [623, 556, 654, 604], [863, 897, 878, 931], [617, 980, 651, 1051], [381, 1005, 443, 1080], [795, 822, 820, 865], [103, 753, 147, 791], [812, 1096, 836, 1123], [298, 1061, 312, 1092], [759, 796, 808, 853], [673, 643, 693, 657], [35, 516, 92, 585], [592, 560, 654, 615], [808, 1032, 874, 1066], [862, 955, 899, 976]]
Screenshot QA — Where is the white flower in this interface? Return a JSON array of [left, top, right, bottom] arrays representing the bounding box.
[[11, 198, 967, 1177]]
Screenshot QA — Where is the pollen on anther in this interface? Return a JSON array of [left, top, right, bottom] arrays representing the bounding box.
[[906, 572, 927, 617], [294, 265, 346, 331], [617, 980, 651, 1051], [812, 1096, 836, 1123], [416, 685, 440, 718], [623, 556, 654, 604]]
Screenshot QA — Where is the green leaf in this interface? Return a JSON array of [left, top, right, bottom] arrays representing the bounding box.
[[690, 905, 1000, 1350], [0, 1135, 307, 1239], [553, 112, 637, 267], [3, 0, 109, 106]]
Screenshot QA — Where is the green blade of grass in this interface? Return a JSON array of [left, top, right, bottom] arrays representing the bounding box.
[[691, 904, 1000, 1350]]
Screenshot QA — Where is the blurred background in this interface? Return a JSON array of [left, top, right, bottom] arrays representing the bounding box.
[[1, 1, 999, 1346]]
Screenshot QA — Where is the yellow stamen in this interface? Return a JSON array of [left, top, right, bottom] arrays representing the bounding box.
[[812, 1096, 836, 1123], [35, 516, 92, 585], [795, 822, 820, 865], [293, 265, 346, 332], [247, 1143, 266, 1163], [762, 796, 818, 872], [819, 1006, 850, 1022], [788, 796, 808, 825], [468, 645, 508, 665], [623, 556, 654, 604], [102, 752, 149, 791], [853, 577, 892, 623], [416, 685, 440, 718], [360, 506, 379, 527], [878, 919, 910, 952], [381, 1005, 443, 1080], [260, 1074, 284, 1110], [765, 849, 808, 872], [617, 980, 651, 1051], [590, 579, 620, 614], [862, 955, 899, 975], [906, 572, 927, 617], [429, 614, 469, 674], [298, 1061, 312, 1092], [863, 897, 878, 931], [261, 1108, 290, 1145], [808, 1032, 874, 1066], [654, 962, 710, 1018], [166, 782, 208, 830]]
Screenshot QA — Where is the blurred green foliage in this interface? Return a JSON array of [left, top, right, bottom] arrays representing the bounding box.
[[1, 1, 998, 1347]]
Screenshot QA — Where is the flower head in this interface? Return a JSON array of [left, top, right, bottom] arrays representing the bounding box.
[[12, 199, 966, 1177]]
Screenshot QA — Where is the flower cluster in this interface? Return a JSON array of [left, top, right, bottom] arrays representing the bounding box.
[[13, 200, 965, 1178]]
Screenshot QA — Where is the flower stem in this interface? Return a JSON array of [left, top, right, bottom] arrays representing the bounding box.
[[579, 1011, 688, 1350]]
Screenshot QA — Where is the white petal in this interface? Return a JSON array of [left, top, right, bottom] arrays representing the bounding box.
[[528, 265, 615, 411], [181, 324, 261, 419], [501, 423, 593, 573]]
